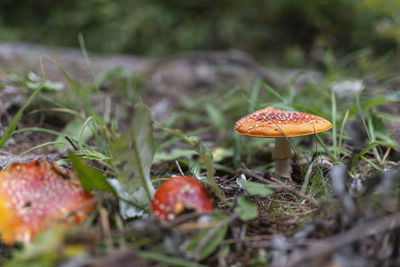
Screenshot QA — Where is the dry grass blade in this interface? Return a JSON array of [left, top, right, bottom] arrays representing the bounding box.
[[100, 207, 114, 252]]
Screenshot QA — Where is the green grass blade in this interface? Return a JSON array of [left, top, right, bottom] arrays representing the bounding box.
[[248, 79, 262, 113], [356, 93, 372, 142], [348, 97, 395, 117], [4, 141, 65, 168], [331, 90, 337, 158], [48, 57, 94, 113], [338, 110, 349, 156], [28, 107, 82, 117], [0, 83, 44, 149], [78, 33, 99, 91], [361, 156, 383, 172], [349, 142, 378, 170], [291, 103, 327, 117], [14, 127, 64, 137], [262, 82, 286, 103], [78, 116, 94, 150], [301, 160, 316, 193], [315, 134, 338, 163], [233, 133, 242, 169], [367, 115, 376, 142]]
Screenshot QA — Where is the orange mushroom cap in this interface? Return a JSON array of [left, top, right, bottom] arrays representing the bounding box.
[[0, 160, 96, 245], [234, 106, 332, 138], [151, 176, 213, 221]]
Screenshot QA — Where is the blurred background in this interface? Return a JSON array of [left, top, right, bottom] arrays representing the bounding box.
[[1, 0, 399, 67], [1, 2, 400, 266]]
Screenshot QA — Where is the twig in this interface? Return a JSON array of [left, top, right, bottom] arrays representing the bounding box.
[[284, 211, 400, 267], [175, 160, 185, 176], [64, 135, 79, 151], [222, 234, 274, 245], [168, 210, 226, 230], [178, 220, 228, 232], [166, 211, 209, 227], [382, 147, 391, 163]]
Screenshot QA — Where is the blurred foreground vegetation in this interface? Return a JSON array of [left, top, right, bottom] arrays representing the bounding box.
[[1, 0, 400, 64]]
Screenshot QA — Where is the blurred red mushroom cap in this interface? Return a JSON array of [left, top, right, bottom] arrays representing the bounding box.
[[151, 176, 213, 221], [0, 159, 96, 245]]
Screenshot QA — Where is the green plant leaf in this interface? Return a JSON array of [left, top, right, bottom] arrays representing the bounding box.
[[189, 159, 202, 178], [107, 178, 147, 218], [212, 147, 233, 162], [69, 152, 117, 197], [25, 71, 64, 91], [112, 103, 156, 204], [238, 180, 275, 197], [234, 196, 258, 221]]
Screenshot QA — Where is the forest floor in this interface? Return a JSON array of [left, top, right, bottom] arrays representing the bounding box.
[[0, 42, 400, 267]]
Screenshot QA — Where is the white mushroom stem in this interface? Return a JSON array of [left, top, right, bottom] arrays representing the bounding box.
[[272, 138, 292, 179]]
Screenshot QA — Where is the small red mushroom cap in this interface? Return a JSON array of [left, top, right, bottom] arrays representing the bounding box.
[[234, 106, 332, 138], [151, 176, 213, 221], [0, 160, 96, 245]]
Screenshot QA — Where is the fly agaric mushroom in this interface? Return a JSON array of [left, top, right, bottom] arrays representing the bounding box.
[[151, 176, 213, 221], [235, 106, 332, 179], [0, 159, 96, 245]]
